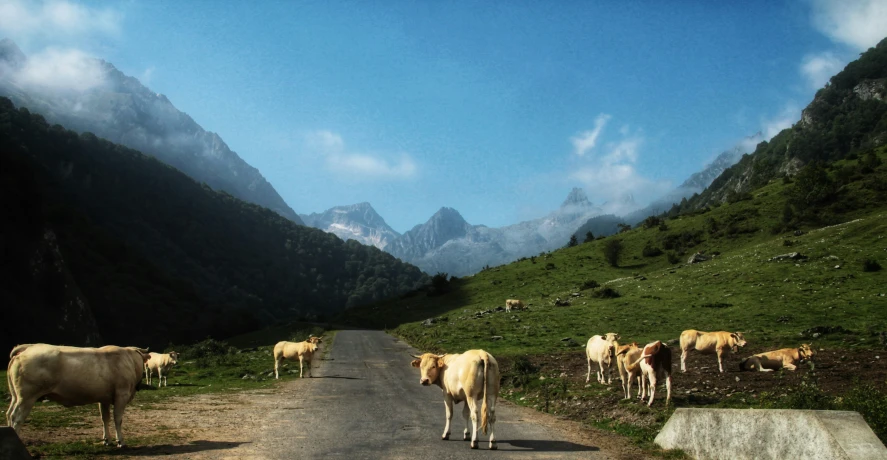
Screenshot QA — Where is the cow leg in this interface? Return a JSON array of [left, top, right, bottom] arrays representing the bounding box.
[[461, 402, 470, 440], [784, 361, 797, 371], [664, 374, 672, 406], [299, 356, 304, 378], [585, 357, 592, 383], [157, 368, 164, 387], [442, 395, 454, 440], [716, 349, 725, 373], [466, 397, 480, 449], [681, 350, 688, 373], [112, 398, 128, 447], [5, 372, 17, 427], [100, 402, 112, 445], [646, 373, 657, 407], [274, 357, 281, 379], [487, 393, 498, 450], [625, 373, 633, 400], [9, 397, 35, 433]]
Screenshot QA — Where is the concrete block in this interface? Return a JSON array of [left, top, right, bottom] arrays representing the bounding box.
[[655, 408, 887, 460], [0, 427, 32, 460]]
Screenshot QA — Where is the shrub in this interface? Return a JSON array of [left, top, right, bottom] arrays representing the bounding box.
[[428, 272, 451, 296], [642, 244, 663, 257], [505, 356, 537, 388], [581, 279, 600, 290], [591, 287, 621, 299], [545, 262, 556, 270], [566, 235, 578, 248], [643, 216, 662, 229], [666, 252, 680, 264], [583, 231, 595, 243], [842, 383, 887, 442], [603, 239, 624, 267], [179, 338, 235, 361], [863, 259, 882, 272]]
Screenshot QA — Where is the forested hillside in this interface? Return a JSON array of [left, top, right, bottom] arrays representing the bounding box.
[[0, 97, 427, 353], [682, 37, 887, 210]]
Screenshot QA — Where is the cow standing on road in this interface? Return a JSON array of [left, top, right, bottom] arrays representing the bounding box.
[[410, 350, 500, 450], [6, 343, 151, 447], [273, 336, 323, 379]]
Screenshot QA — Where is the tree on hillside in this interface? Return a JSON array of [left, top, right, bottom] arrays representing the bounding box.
[[603, 239, 623, 267], [617, 223, 631, 234], [584, 231, 594, 243], [566, 235, 578, 248], [789, 161, 836, 207]]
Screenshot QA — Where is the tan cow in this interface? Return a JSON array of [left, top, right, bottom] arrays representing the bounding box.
[[6, 343, 151, 447], [739, 344, 815, 372], [585, 333, 620, 384], [633, 340, 672, 407], [411, 350, 500, 450], [144, 351, 179, 387], [273, 335, 323, 379], [615, 342, 644, 400], [680, 329, 747, 373], [505, 299, 525, 312]]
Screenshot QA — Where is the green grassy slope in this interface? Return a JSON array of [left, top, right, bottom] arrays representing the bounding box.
[[343, 149, 887, 357]]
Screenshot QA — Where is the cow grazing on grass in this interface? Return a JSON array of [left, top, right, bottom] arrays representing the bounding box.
[[615, 342, 644, 400], [505, 299, 525, 312], [144, 351, 179, 387], [273, 336, 323, 378], [740, 344, 815, 372], [6, 343, 151, 447], [679, 329, 747, 373], [585, 333, 620, 384], [633, 341, 672, 407], [411, 350, 500, 450]]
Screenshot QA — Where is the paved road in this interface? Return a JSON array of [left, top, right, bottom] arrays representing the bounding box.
[[255, 330, 612, 459]]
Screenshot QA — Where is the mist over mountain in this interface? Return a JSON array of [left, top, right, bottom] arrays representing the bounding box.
[[0, 39, 302, 224], [300, 202, 400, 250]]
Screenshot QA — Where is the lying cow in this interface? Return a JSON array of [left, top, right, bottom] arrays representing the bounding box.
[[144, 351, 179, 387], [739, 344, 815, 372], [505, 299, 525, 312], [273, 335, 323, 379], [680, 329, 747, 373], [6, 343, 151, 447], [615, 342, 644, 400], [411, 350, 500, 450], [633, 340, 672, 407], [585, 333, 620, 384]]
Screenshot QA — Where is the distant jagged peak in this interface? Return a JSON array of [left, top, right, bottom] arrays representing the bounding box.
[[429, 206, 468, 225], [561, 187, 592, 209]]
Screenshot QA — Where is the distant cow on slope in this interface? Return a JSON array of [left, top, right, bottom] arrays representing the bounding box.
[[411, 350, 500, 450], [505, 299, 525, 312], [6, 343, 151, 447]]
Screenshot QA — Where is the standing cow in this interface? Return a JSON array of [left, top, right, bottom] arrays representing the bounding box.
[[614, 342, 644, 400], [144, 351, 179, 387], [273, 336, 323, 379], [410, 350, 500, 450], [680, 329, 747, 373], [6, 343, 151, 447], [505, 299, 525, 312], [633, 340, 673, 407], [585, 333, 620, 384]]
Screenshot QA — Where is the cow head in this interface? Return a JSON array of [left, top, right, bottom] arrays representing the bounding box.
[[168, 351, 179, 366], [798, 344, 815, 361], [615, 342, 637, 357], [410, 353, 445, 386], [604, 332, 620, 343], [730, 332, 747, 352], [307, 336, 324, 345]]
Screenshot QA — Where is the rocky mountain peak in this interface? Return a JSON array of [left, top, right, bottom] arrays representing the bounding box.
[[561, 187, 592, 209]]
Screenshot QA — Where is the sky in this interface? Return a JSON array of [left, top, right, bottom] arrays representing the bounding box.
[[1, 1, 886, 233]]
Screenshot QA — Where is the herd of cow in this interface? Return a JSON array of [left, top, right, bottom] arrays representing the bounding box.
[[4, 335, 324, 449], [408, 299, 818, 450], [4, 300, 816, 452]]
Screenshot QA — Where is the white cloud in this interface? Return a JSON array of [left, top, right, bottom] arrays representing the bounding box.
[[568, 133, 671, 214], [800, 52, 843, 90], [761, 103, 800, 140], [306, 130, 417, 180], [12, 47, 107, 92], [809, 0, 887, 51], [0, 0, 121, 41], [571, 113, 611, 156]]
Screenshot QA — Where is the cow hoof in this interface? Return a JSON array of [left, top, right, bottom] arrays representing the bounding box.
[[117, 442, 125, 448], [470, 442, 478, 449], [442, 434, 449, 440], [490, 442, 498, 450], [102, 440, 111, 446], [463, 434, 469, 441]]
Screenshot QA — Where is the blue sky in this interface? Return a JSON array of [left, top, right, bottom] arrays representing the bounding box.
[[2, 1, 886, 232]]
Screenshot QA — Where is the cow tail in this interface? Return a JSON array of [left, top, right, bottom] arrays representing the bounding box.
[[481, 353, 491, 435]]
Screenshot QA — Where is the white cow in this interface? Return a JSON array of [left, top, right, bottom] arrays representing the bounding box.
[[144, 351, 179, 387], [273, 336, 323, 378], [585, 333, 620, 384], [411, 350, 500, 450], [6, 343, 151, 447]]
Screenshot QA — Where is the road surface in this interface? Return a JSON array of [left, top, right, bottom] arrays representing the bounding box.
[[252, 330, 628, 459]]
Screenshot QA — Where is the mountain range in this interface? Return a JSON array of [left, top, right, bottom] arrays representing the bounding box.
[[0, 39, 303, 224]]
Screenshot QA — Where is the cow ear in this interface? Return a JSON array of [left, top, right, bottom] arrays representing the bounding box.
[[411, 359, 421, 368], [436, 357, 446, 368]]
